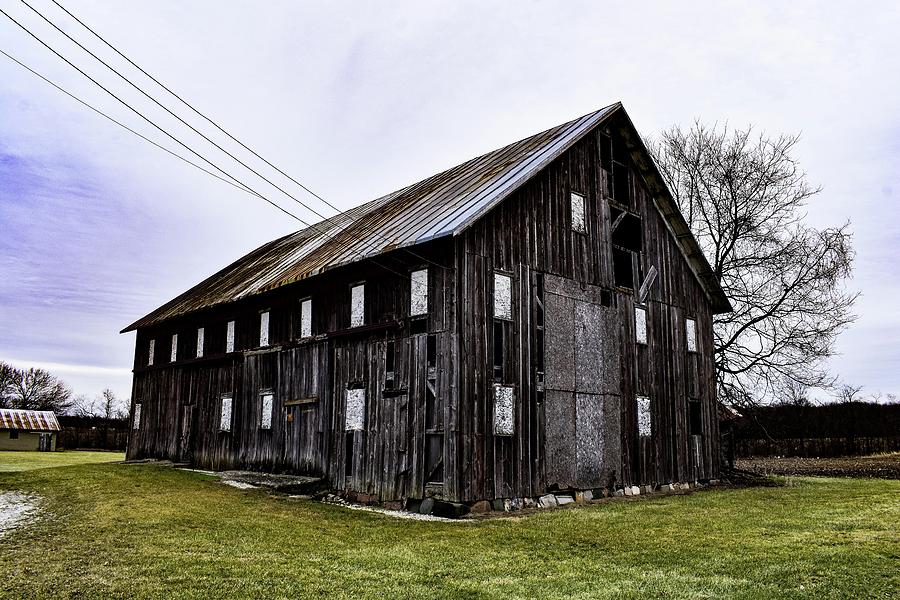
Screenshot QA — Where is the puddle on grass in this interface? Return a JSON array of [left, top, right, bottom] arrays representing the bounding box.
[[0, 492, 40, 536]]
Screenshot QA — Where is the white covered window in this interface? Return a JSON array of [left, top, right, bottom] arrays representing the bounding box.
[[300, 298, 312, 338], [410, 269, 428, 316], [571, 192, 586, 233], [196, 327, 205, 358], [226, 320, 235, 353], [686, 318, 698, 352], [345, 388, 365, 431], [635, 306, 648, 345], [493, 384, 515, 436], [350, 284, 365, 327], [259, 311, 270, 347], [637, 395, 651, 437], [170, 333, 178, 362], [259, 390, 274, 430], [219, 394, 233, 432], [493, 273, 512, 320], [132, 403, 142, 430], [148, 339, 155, 366]]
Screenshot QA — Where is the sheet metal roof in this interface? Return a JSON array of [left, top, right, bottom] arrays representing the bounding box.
[[0, 409, 60, 432], [124, 102, 729, 332]]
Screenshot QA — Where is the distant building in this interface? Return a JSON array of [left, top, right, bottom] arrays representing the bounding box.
[[0, 409, 60, 451], [123, 103, 731, 506]]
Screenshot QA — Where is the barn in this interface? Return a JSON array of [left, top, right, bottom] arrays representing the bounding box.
[[122, 102, 731, 507]]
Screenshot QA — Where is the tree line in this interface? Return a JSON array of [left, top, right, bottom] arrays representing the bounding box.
[[0, 360, 128, 419]]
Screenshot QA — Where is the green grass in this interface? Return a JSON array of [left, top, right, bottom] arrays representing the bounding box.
[[0, 449, 125, 472], [1, 462, 898, 599]]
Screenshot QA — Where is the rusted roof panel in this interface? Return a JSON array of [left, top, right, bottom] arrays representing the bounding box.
[[123, 104, 621, 332], [0, 409, 61, 432]]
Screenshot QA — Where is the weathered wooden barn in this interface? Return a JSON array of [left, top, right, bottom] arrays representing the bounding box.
[[123, 102, 731, 506]]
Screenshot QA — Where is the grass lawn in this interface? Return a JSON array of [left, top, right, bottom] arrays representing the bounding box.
[[0, 450, 125, 472], [0, 462, 897, 599]]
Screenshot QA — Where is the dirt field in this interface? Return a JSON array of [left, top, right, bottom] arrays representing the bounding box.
[[737, 453, 900, 479]]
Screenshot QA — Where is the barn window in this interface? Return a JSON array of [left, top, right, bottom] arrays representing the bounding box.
[[410, 268, 428, 316], [259, 390, 274, 430], [259, 311, 270, 347], [148, 339, 155, 366], [219, 394, 233, 432], [299, 298, 312, 338], [637, 395, 651, 437], [611, 209, 642, 290], [132, 403, 142, 430], [345, 388, 365, 431], [384, 340, 396, 388], [493, 320, 505, 382], [612, 162, 631, 204], [493, 272, 512, 320], [686, 318, 698, 352], [226, 320, 235, 353], [689, 399, 702, 435], [350, 283, 365, 327], [9, 430, 19, 440], [493, 384, 515, 436], [571, 192, 587, 233], [170, 333, 178, 362], [196, 327, 205, 358], [635, 306, 648, 345]]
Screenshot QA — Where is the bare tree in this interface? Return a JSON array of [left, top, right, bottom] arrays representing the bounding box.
[[648, 122, 857, 407], [0, 361, 17, 408], [71, 389, 127, 419], [5, 367, 74, 413], [776, 377, 812, 407]]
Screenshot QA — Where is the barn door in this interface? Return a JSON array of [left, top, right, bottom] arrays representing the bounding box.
[[178, 404, 194, 463]]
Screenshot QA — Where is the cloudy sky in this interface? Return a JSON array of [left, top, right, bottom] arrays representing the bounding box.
[[1, 1, 898, 403]]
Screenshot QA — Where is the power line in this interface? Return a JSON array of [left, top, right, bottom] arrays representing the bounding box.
[[43, 0, 446, 271], [0, 9, 411, 280]]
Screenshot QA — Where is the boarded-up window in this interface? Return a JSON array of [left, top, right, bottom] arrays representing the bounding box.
[[410, 269, 428, 316], [259, 311, 270, 347], [637, 395, 651, 437], [635, 306, 648, 345], [494, 273, 512, 320], [350, 284, 365, 327], [196, 327, 205, 358], [493, 384, 515, 436], [148, 339, 155, 366], [571, 192, 586, 233], [132, 403, 142, 430], [686, 317, 698, 352], [226, 321, 235, 353], [259, 391, 274, 430], [219, 395, 233, 432], [170, 333, 178, 362], [345, 388, 365, 431], [300, 298, 312, 338]]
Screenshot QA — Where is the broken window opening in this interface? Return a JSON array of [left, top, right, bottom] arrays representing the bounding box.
[[689, 399, 702, 436], [493, 384, 515, 436], [259, 390, 274, 430], [148, 339, 155, 366], [493, 272, 513, 320], [613, 247, 637, 289], [425, 433, 444, 484], [571, 192, 587, 234], [344, 431, 354, 477], [409, 317, 427, 336], [132, 403, 142, 430], [410, 268, 428, 316], [219, 394, 233, 432], [493, 320, 505, 383], [637, 395, 651, 438], [259, 311, 270, 347], [384, 340, 395, 388], [170, 333, 178, 363], [299, 298, 312, 338], [611, 210, 642, 252], [350, 283, 365, 327], [686, 318, 698, 353], [612, 162, 631, 205], [196, 327, 205, 358], [426, 334, 437, 370], [599, 132, 613, 176], [635, 306, 648, 345], [226, 320, 235, 353]]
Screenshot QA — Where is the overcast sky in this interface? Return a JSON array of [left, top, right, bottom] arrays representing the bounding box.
[[1, 1, 898, 403]]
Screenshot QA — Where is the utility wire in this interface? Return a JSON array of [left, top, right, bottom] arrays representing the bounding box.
[[44, 0, 446, 271], [0, 8, 410, 280], [0, 47, 260, 198]]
